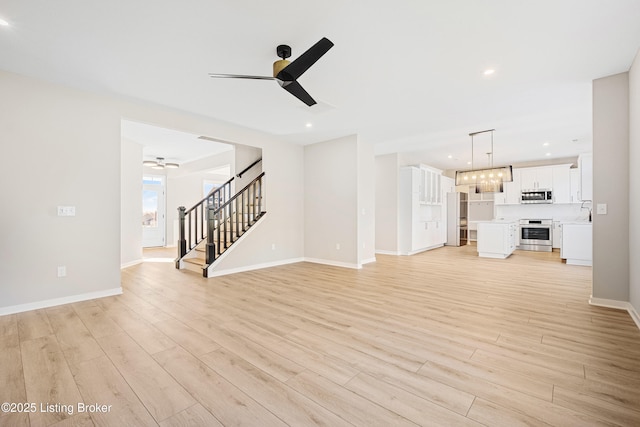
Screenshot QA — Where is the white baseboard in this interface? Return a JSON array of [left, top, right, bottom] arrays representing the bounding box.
[[375, 250, 400, 255], [206, 258, 304, 278], [0, 287, 123, 316], [303, 258, 362, 269], [589, 296, 640, 331], [360, 257, 377, 265], [121, 259, 143, 269]]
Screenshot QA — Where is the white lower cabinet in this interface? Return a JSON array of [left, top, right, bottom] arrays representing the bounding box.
[[561, 223, 592, 266], [477, 221, 517, 259], [552, 221, 562, 249]]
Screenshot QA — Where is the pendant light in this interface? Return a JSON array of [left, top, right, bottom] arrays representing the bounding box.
[[455, 129, 513, 192]]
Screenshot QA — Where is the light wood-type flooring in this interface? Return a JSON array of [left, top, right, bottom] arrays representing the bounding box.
[[2, 245, 640, 426]]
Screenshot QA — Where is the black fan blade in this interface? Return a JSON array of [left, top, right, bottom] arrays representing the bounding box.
[[281, 81, 316, 106], [276, 37, 333, 81], [209, 73, 275, 80]]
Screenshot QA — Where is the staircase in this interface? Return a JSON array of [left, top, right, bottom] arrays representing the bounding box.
[[175, 161, 266, 277]]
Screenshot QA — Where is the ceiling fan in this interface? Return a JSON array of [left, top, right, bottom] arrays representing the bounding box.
[[209, 37, 334, 106]]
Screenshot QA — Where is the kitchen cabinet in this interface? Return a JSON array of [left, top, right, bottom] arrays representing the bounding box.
[[520, 166, 553, 190], [570, 168, 582, 203], [552, 221, 562, 249], [418, 165, 443, 204], [399, 166, 446, 255], [552, 165, 572, 204], [467, 186, 494, 201], [477, 221, 517, 259], [494, 169, 521, 205], [561, 223, 592, 266], [579, 153, 593, 201]]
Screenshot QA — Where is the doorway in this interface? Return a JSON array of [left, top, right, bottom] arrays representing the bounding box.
[[142, 175, 166, 247]]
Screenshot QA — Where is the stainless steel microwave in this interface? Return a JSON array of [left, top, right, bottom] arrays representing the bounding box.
[[521, 189, 553, 204]]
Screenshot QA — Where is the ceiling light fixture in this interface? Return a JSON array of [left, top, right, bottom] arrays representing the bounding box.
[[143, 157, 179, 169], [305, 123, 313, 128], [447, 155, 453, 159], [0, 18, 9, 26], [483, 69, 495, 76], [455, 129, 513, 193]]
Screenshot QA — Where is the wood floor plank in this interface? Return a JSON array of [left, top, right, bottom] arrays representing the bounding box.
[[0, 333, 27, 418], [287, 370, 418, 426], [185, 316, 306, 382], [46, 305, 105, 365], [153, 318, 220, 356], [21, 335, 84, 426], [69, 355, 157, 426], [345, 372, 483, 426], [95, 332, 195, 423], [16, 309, 54, 341], [72, 302, 124, 338], [152, 346, 287, 427], [158, 404, 223, 427], [7, 245, 640, 426], [200, 348, 354, 427]]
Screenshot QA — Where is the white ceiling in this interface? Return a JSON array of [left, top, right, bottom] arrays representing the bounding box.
[[121, 119, 233, 164], [2, 1, 639, 170]]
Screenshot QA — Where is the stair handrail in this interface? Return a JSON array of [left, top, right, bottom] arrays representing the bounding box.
[[237, 157, 262, 179], [177, 176, 234, 262], [205, 172, 266, 265]]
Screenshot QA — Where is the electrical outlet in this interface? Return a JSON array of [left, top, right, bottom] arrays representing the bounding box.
[[57, 266, 66, 277], [57, 206, 76, 216]]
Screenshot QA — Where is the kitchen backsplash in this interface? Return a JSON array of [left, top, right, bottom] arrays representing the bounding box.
[[495, 203, 590, 221]]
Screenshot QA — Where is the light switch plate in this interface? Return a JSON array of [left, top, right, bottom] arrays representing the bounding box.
[[57, 206, 76, 216], [596, 203, 607, 215]]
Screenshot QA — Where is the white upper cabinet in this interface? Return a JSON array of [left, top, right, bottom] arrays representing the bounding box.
[[551, 165, 571, 204], [520, 166, 553, 190], [570, 168, 581, 203], [579, 153, 593, 201], [418, 164, 443, 205]]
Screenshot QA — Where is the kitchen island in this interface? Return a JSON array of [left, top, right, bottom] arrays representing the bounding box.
[[477, 220, 518, 259]]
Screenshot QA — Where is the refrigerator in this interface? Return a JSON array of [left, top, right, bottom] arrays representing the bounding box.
[[446, 192, 468, 246]]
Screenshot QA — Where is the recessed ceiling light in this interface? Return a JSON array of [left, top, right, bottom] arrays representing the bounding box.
[[0, 18, 9, 27], [545, 152, 551, 156], [447, 155, 453, 159], [543, 142, 550, 146], [467, 161, 472, 165], [305, 123, 312, 128], [483, 69, 495, 76]]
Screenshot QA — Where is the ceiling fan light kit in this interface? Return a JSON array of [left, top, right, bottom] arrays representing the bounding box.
[[143, 157, 179, 169], [209, 37, 334, 106]]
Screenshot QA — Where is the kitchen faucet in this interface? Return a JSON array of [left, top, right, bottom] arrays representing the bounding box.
[[580, 201, 592, 222]]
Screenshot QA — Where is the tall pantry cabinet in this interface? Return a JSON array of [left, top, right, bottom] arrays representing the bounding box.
[[399, 165, 447, 255]]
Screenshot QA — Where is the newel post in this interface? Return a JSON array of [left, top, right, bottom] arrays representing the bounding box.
[[206, 205, 216, 264], [177, 206, 187, 261]]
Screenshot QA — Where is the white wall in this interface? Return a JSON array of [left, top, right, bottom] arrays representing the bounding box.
[[121, 137, 143, 266], [0, 70, 122, 313], [0, 69, 305, 314], [375, 154, 400, 253], [357, 139, 376, 264], [304, 135, 359, 267], [592, 72, 630, 302], [629, 49, 640, 316], [164, 149, 234, 247]]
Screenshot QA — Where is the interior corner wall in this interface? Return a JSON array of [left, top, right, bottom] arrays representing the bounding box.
[[304, 135, 359, 267], [357, 138, 376, 264], [629, 49, 640, 314], [0, 68, 305, 314], [592, 72, 630, 302], [375, 153, 400, 253], [0, 70, 122, 313], [121, 137, 143, 265]]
